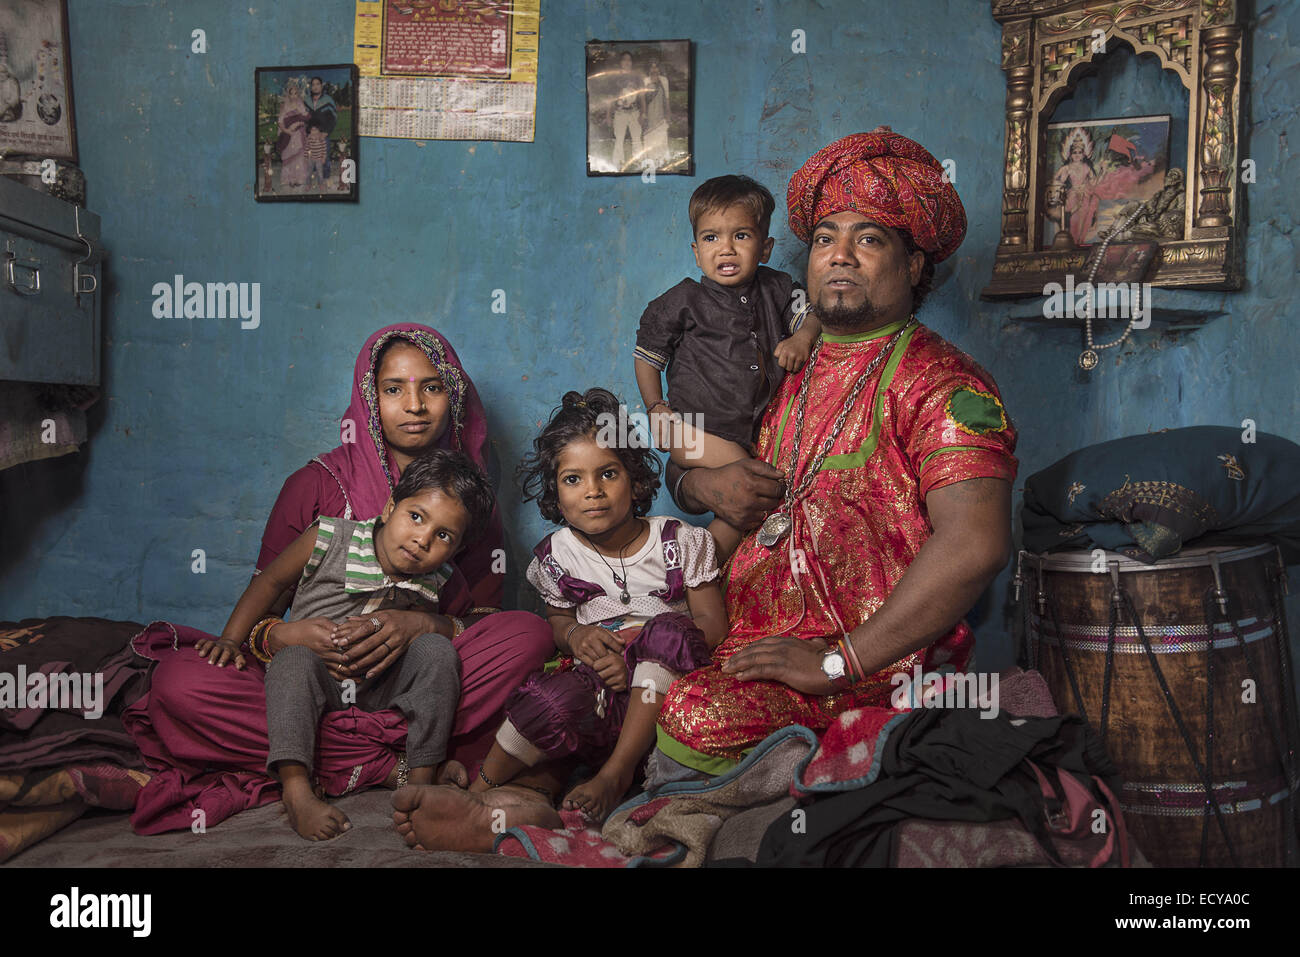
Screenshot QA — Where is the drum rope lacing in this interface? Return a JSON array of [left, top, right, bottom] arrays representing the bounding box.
[[1016, 548, 1300, 866], [1113, 586, 1239, 866], [1203, 562, 1300, 854]]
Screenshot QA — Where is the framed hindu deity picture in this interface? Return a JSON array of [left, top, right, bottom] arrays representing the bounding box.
[[1041, 114, 1172, 248], [585, 39, 693, 177], [255, 64, 360, 203], [0, 0, 78, 162], [984, 0, 1247, 296]]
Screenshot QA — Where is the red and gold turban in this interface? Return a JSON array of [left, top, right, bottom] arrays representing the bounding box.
[[786, 127, 967, 263]]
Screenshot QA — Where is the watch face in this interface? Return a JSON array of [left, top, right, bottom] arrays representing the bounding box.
[[822, 651, 846, 680]]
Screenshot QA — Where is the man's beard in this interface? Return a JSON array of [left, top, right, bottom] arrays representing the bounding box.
[[812, 289, 887, 332]]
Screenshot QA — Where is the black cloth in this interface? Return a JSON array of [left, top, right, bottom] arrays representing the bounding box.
[[304, 93, 337, 136], [635, 265, 799, 446], [732, 706, 1119, 868]]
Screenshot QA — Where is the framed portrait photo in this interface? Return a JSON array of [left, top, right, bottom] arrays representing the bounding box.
[[0, 0, 78, 162], [255, 64, 359, 203], [585, 39, 692, 177], [1040, 114, 1172, 248]]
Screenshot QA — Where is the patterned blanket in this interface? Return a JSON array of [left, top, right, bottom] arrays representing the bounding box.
[[493, 668, 1131, 867]]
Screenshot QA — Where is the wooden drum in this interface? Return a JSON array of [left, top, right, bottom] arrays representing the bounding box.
[[1018, 544, 1300, 867]]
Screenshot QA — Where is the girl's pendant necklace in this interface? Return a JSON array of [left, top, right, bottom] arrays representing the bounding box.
[[578, 520, 641, 604], [758, 319, 915, 549]]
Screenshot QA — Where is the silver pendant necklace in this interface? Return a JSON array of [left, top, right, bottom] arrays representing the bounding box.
[[757, 318, 915, 549], [577, 520, 642, 604]]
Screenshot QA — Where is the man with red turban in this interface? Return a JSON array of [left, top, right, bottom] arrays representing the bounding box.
[[654, 128, 1018, 779], [386, 131, 1021, 851]]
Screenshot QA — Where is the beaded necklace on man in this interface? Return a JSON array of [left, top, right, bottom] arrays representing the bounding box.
[[756, 318, 916, 548]]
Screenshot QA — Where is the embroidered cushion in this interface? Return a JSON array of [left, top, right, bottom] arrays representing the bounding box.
[[1022, 426, 1300, 561]]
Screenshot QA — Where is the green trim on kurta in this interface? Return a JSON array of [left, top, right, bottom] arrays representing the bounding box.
[[818, 321, 918, 472], [766, 321, 917, 470], [919, 445, 987, 469], [655, 726, 744, 776], [819, 315, 912, 343], [767, 393, 796, 467]]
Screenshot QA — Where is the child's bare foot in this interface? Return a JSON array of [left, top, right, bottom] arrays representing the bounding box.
[[406, 759, 468, 788], [391, 784, 561, 853], [562, 767, 634, 822], [283, 779, 351, 841], [437, 760, 469, 787]]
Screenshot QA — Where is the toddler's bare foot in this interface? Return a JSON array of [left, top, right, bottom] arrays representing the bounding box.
[[283, 779, 350, 841], [436, 759, 469, 788], [407, 760, 468, 787], [562, 767, 633, 822], [391, 784, 561, 853]]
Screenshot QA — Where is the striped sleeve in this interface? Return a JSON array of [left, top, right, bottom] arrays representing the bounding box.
[[635, 344, 670, 371], [634, 298, 684, 372], [301, 518, 330, 579]]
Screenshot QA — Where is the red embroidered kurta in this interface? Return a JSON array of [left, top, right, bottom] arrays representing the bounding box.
[[657, 318, 1018, 771]]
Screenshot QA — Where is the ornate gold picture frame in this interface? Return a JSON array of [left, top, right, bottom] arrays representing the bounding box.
[[984, 0, 1245, 297]]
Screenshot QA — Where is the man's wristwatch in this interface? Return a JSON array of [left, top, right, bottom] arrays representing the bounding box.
[[821, 645, 854, 691]]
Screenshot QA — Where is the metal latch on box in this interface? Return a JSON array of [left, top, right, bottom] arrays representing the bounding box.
[[74, 206, 97, 298], [4, 242, 41, 295]]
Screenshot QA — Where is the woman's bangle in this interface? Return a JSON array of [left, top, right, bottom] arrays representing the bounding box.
[[448, 616, 466, 638], [248, 617, 281, 664], [647, 399, 671, 415]]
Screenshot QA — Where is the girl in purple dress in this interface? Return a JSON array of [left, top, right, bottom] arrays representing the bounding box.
[[469, 388, 728, 821]]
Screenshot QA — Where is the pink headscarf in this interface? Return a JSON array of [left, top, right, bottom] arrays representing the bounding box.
[[314, 324, 490, 520]]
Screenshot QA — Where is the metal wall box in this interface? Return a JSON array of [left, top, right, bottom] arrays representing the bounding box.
[[0, 174, 102, 385]]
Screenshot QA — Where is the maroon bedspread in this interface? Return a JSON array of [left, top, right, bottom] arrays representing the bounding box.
[[0, 616, 150, 774]]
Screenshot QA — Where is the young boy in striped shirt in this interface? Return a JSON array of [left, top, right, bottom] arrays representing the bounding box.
[[196, 450, 492, 840]]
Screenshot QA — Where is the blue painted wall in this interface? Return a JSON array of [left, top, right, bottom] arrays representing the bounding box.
[[2, 1, 1297, 673]]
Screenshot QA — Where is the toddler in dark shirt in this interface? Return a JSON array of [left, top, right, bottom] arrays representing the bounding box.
[[634, 175, 821, 548]]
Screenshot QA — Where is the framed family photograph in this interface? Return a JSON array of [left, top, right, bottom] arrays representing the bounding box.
[[585, 39, 692, 177], [1040, 114, 1172, 248], [255, 64, 359, 202], [0, 0, 78, 162]]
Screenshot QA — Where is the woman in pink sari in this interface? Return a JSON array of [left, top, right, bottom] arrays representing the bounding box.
[[277, 79, 310, 187], [124, 324, 554, 834]]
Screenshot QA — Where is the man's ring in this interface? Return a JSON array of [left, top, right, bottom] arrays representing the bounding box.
[[370, 617, 381, 629]]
